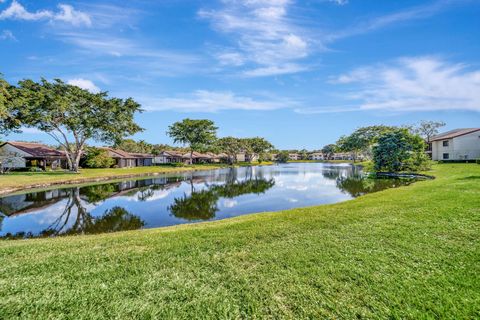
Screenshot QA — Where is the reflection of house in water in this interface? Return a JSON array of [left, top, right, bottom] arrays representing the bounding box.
[[0, 189, 70, 216]]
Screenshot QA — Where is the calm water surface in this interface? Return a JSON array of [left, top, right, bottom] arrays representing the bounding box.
[[0, 163, 416, 239]]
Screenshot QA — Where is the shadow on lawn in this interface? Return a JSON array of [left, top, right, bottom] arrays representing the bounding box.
[[458, 175, 480, 180]]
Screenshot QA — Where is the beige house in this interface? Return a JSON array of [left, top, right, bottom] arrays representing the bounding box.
[[429, 128, 480, 161], [0, 141, 67, 170], [309, 152, 324, 160]]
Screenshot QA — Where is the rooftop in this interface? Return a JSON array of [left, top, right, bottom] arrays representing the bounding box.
[[430, 128, 480, 142]]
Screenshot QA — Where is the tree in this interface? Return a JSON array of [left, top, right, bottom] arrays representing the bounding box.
[[114, 139, 153, 154], [14, 79, 143, 172], [276, 151, 290, 163], [0, 75, 21, 136], [337, 126, 396, 162], [167, 119, 217, 165], [412, 120, 446, 143], [242, 137, 274, 163], [84, 147, 115, 168], [299, 149, 309, 160], [321, 144, 337, 160], [373, 129, 430, 172], [216, 137, 243, 164]]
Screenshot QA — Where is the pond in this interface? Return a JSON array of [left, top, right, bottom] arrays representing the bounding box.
[[0, 163, 417, 239]]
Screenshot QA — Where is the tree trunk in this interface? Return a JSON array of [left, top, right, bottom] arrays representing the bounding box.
[[190, 150, 194, 165]]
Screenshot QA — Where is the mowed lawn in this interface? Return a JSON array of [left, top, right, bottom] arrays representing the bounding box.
[[0, 164, 479, 318]]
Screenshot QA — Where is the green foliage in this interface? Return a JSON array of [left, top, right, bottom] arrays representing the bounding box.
[[216, 137, 244, 164], [84, 147, 115, 168], [114, 139, 153, 154], [373, 128, 430, 172], [476, 159, 480, 164], [337, 125, 396, 161], [321, 144, 337, 159], [167, 119, 217, 163], [0, 75, 22, 135], [13, 78, 143, 171], [241, 137, 274, 162], [276, 151, 290, 163]]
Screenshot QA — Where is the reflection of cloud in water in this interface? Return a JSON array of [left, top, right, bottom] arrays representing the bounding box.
[[222, 199, 238, 208], [286, 198, 298, 203]]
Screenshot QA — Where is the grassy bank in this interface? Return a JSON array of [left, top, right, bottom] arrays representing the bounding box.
[[0, 162, 271, 195], [0, 164, 479, 318]]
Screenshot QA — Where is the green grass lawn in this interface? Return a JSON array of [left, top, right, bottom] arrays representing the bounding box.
[[0, 162, 271, 194], [0, 164, 479, 318]]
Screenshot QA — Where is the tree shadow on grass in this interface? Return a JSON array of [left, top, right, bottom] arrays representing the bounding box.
[[458, 175, 480, 180]]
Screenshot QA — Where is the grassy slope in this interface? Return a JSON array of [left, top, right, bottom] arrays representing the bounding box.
[[0, 164, 479, 319]]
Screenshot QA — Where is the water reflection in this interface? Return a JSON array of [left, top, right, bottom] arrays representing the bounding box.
[[0, 164, 417, 239]]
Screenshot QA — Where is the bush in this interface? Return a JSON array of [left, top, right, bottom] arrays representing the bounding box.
[[84, 147, 115, 168], [476, 159, 480, 164], [373, 129, 430, 173]]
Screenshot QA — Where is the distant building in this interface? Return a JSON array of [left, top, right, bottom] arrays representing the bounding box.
[[309, 152, 324, 161], [0, 141, 67, 170], [288, 153, 300, 161], [154, 151, 186, 164], [429, 128, 480, 161]]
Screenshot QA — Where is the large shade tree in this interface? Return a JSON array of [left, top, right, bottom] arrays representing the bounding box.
[[167, 119, 217, 164], [216, 137, 243, 164], [412, 120, 446, 143], [242, 137, 274, 163], [14, 79, 143, 172], [0, 75, 21, 136]]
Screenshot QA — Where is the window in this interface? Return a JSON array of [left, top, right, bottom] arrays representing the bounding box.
[[442, 140, 449, 147], [443, 153, 449, 160]]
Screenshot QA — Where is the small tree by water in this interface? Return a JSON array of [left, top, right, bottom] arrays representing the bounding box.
[[373, 129, 430, 172]]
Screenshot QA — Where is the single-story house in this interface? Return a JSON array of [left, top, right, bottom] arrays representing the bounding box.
[[0, 141, 67, 170], [154, 151, 186, 164], [99, 147, 154, 168], [182, 151, 213, 164], [128, 153, 154, 167], [428, 128, 480, 161]]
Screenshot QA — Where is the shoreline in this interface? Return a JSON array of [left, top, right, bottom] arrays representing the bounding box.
[[0, 163, 272, 196]]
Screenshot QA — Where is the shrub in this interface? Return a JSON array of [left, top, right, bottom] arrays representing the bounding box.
[[373, 128, 430, 173], [84, 147, 115, 168], [476, 159, 480, 164]]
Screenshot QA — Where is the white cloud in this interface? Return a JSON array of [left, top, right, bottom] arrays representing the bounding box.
[[243, 63, 307, 77], [0, 29, 16, 41], [67, 78, 100, 93], [142, 90, 297, 112], [302, 57, 480, 114], [0, 1, 91, 26], [199, 0, 311, 76], [54, 4, 91, 27]]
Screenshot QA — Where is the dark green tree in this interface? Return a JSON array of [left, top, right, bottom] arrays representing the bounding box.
[[276, 151, 290, 163], [216, 137, 243, 164], [84, 147, 116, 168], [14, 79, 143, 172], [167, 119, 217, 164], [373, 129, 429, 172]]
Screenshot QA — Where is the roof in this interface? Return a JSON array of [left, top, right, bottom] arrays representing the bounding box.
[[1, 141, 65, 158], [99, 147, 135, 158], [128, 152, 154, 159], [183, 151, 212, 159], [430, 128, 480, 142], [160, 150, 186, 157]]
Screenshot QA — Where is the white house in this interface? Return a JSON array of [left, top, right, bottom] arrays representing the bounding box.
[[0, 141, 67, 170], [429, 128, 480, 161], [288, 153, 300, 161], [309, 152, 324, 161]]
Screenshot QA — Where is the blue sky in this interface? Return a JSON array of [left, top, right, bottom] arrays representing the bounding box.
[[1, 0, 479, 149]]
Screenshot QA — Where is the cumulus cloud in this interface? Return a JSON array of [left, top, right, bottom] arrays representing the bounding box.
[[67, 78, 100, 93], [299, 57, 480, 114], [199, 0, 311, 76], [142, 90, 297, 112], [0, 1, 91, 26]]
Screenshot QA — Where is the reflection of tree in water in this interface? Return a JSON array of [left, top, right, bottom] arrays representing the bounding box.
[[336, 176, 415, 197], [1, 187, 144, 239], [169, 170, 275, 221]]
